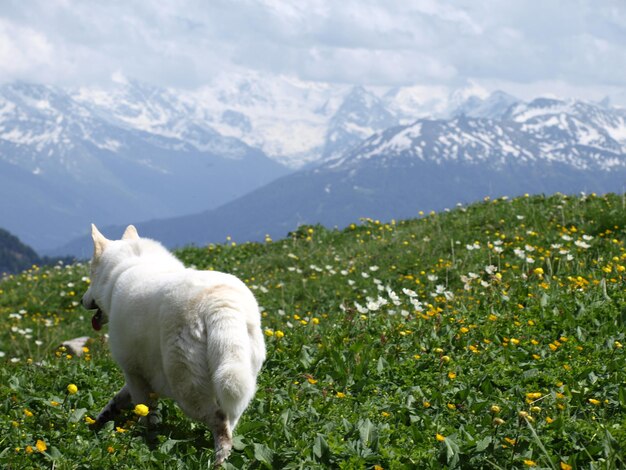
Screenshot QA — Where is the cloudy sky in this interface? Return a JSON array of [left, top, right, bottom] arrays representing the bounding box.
[[1, 0, 625, 99]]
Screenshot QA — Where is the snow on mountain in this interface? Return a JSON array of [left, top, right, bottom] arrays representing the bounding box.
[[0, 81, 288, 251], [324, 96, 626, 177]]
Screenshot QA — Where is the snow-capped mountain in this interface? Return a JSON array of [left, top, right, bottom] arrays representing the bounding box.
[[322, 86, 399, 161], [0, 81, 288, 251], [55, 95, 626, 256]]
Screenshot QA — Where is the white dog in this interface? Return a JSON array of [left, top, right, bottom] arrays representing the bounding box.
[[82, 224, 266, 465]]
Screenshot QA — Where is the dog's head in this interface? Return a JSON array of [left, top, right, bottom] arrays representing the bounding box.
[[81, 224, 139, 331]]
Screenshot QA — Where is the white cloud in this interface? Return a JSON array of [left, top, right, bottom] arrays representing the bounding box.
[[0, 0, 623, 96]]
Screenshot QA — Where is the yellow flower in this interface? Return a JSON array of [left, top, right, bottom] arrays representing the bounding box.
[[493, 417, 505, 426], [264, 329, 274, 337], [588, 398, 601, 406], [447, 371, 457, 380], [35, 440, 47, 453], [85, 416, 96, 425], [133, 404, 149, 417], [441, 355, 451, 363], [24, 408, 33, 417], [275, 330, 285, 338], [524, 460, 537, 467], [436, 433, 445, 442], [307, 377, 318, 385], [116, 426, 127, 433], [423, 401, 431, 408], [67, 384, 78, 394], [447, 403, 456, 410], [381, 411, 390, 418], [490, 405, 501, 414], [335, 392, 346, 399], [25, 446, 34, 454], [107, 446, 115, 453], [526, 392, 542, 400], [560, 462, 573, 470], [50, 400, 60, 407]]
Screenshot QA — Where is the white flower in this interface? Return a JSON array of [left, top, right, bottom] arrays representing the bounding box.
[[369, 266, 379, 272], [551, 243, 562, 249], [0, 351, 5, 357], [402, 288, 417, 297], [582, 234, 593, 241], [561, 234, 573, 241], [526, 257, 535, 264], [361, 272, 370, 278], [525, 244, 535, 252], [575, 240, 591, 249], [485, 265, 498, 275], [427, 274, 438, 282], [514, 248, 526, 259]]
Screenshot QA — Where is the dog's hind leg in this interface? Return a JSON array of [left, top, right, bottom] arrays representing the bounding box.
[[206, 407, 233, 467], [94, 384, 132, 427]]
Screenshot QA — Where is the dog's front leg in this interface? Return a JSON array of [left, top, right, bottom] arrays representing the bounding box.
[[93, 384, 132, 428]]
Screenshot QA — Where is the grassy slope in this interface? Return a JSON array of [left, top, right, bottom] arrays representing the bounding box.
[[1, 193, 625, 469]]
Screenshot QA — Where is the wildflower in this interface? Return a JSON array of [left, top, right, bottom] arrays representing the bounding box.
[[35, 440, 47, 453], [524, 460, 537, 467], [381, 411, 390, 418], [275, 330, 285, 339], [447, 403, 456, 410], [50, 400, 60, 407], [133, 404, 149, 417], [107, 446, 115, 453], [423, 401, 431, 408], [116, 426, 127, 433], [493, 417, 505, 426], [560, 462, 573, 470], [67, 384, 78, 395], [504, 437, 516, 446], [447, 371, 457, 380], [264, 329, 274, 337], [490, 405, 501, 414], [85, 416, 96, 425], [335, 392, 346, 399], [24, 409, 33, 417], [588, 398, 601, 406], [307, 377, 318, 385], [615, 341, 623, 349], [533, 267, 544, 276], [441, 355, 451, 363], [25, 446, 34, 454], [526, 392, 542, 401], [436, 433, 445, 442]]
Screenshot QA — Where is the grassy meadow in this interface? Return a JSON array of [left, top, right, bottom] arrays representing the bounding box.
[[1, 193, 625, 469]]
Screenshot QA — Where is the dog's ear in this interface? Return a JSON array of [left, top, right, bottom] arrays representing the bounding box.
[[122, 225, 139, 240], [91, 224, 109, 259]]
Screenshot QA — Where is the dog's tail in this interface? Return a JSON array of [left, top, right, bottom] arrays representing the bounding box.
[[214, 357, 255, 423], [209, 309, 258, 427]]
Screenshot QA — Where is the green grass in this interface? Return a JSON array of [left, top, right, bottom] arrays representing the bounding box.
[[1, 193, 625, 469]]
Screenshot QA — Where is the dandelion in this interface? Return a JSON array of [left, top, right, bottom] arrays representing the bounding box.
[[85, 416, 96, 425], [67, 383, 78, 394], [436, 433, 445, 442], [307, 377, 318, 385], [335, 392, 346, 399], [264, 329, 274, 337], [523, 460, 537, 467], [560, 462, 573, 470], [447, 403, 456, 410], [490, 405, 501, 414], [275, 330, 285, 339], [24, 409, 33, 417], [493, 417, 505, 426], [447, 371, 457, 380], [134, 404, 149, 417], [588, 398, 601, 406], [35, 440, 47, 453]]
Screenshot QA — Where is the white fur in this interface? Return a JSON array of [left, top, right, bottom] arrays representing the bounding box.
[[82, 225, 265, 464]]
